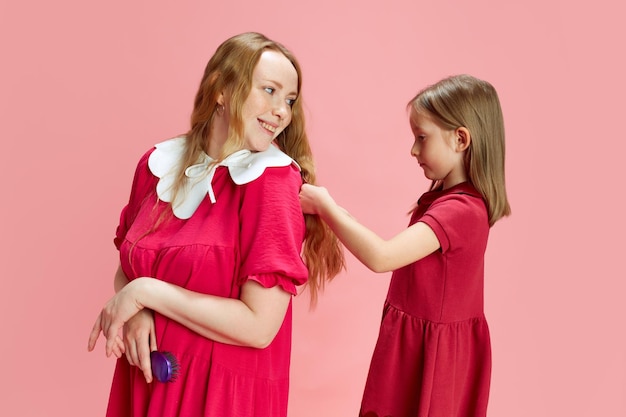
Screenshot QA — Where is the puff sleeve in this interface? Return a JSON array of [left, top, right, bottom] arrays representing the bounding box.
[[237, 164, 308, 295]]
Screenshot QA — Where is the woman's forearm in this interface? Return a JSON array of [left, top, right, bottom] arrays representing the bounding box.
[[132, 277, 290, 349]]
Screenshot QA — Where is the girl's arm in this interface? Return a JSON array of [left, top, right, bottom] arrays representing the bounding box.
[[88, 276, 291, 358], [299, 184, 440, 273]]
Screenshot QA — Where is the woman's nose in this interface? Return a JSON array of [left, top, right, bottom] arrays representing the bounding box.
[[273, 101, 288, 119]]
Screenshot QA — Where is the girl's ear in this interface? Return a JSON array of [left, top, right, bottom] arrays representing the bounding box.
[[455, 127, 471, 152]]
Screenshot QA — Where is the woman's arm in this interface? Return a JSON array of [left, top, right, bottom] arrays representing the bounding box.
[[114, 265, 158, 382], [88, 277, 291, 358], [136, 277, 291, 349], [113, 264, 129, 292], [299, 184, 440, 273]]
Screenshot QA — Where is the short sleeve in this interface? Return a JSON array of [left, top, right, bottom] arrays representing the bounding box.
[[113, 149, 157, 250], [238, 164, 308, 292], [419, 193, 488, 254]]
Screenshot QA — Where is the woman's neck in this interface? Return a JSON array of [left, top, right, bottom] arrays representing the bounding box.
[[206, 121, 229, 159]]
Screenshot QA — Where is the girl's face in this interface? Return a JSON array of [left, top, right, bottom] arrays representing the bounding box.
[[237, 50, 299, 152], [409, 109, 468, 189]]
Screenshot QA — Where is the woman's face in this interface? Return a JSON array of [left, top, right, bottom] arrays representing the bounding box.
[[238, 50, 298, 152]]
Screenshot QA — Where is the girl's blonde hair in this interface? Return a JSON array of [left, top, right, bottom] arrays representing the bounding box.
[[408, 74, 511, 226], [171, 32, 344, 304]]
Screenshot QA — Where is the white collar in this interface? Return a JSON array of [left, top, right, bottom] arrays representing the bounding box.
[[148, 137, 299, 219]]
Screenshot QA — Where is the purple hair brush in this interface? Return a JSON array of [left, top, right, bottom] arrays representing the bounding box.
[[150, 351, 179, 383]]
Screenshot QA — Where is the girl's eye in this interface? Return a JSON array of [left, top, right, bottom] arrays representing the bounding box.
[[417, 135, 426, 142], [286, 98, 296, 107], [264, 87, 275, 94]]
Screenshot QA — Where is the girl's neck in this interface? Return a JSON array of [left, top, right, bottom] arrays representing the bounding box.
[[442, 172, 468, 190]]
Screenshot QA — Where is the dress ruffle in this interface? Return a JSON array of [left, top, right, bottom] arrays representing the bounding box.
[[248, 273, 303, 296], [359, 303, 491, 417]]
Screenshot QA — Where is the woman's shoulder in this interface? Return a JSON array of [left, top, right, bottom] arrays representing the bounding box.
[[127, 143, 162, 189], [229, 146, 302, 202], [127, 137, 182, 177], [228, 144, 300, 186], [240, 163, 302, 203], [146, 136, 185, 178]]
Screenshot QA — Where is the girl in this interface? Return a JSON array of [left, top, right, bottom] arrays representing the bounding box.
[[87, 32, 344, 417], [299, 74, 510, 417]]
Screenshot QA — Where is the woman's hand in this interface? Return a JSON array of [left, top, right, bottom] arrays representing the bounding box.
[[123, 309, 157, 383], [87, 278, 147, 358]]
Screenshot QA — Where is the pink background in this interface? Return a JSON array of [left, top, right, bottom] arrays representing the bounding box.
[[1, 1, 624, 416]]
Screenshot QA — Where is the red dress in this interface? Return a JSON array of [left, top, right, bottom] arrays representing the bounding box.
[[360, 182, 491, 417], [107, 141, 308, 417]]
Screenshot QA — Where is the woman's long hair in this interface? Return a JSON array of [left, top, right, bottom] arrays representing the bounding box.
[[408, 74, 511, 226], [169, 32, 344, 304]]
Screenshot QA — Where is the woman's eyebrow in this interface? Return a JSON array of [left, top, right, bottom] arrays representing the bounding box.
[[262, 78, 298, 96]]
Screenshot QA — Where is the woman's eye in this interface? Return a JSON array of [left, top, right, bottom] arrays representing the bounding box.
[[286, 98, 296, 107], [264, 87, 275, 94]]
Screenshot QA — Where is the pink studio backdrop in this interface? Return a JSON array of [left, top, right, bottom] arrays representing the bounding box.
[[1, 1, 624, 416]]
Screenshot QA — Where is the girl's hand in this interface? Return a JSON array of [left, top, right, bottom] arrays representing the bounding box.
[[87, 278, 146, 358], [123, 309, 157, 383], [299, 184, 334, 215]]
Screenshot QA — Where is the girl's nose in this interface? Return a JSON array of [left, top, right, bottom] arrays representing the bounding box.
[[411, 142, 419, 157]]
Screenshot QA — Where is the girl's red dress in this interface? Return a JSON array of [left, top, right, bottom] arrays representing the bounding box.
[[360, 182, 492, 417], [106, 143, 308, 417]]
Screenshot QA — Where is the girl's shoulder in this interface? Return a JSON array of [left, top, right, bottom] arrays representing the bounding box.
[[415, 182, 487, 225], [419, 182, 482, 204], [417, 183, 489, 251]]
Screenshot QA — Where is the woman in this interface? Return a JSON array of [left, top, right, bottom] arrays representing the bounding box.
[[88, 32, 344, 417]]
